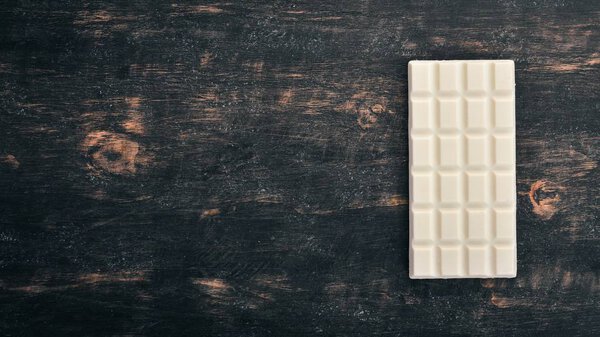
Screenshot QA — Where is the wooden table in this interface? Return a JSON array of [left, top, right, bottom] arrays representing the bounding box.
[[1, 1, 599, 335]]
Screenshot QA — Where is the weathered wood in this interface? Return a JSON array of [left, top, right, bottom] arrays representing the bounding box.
[[1, 1, 599, 335]]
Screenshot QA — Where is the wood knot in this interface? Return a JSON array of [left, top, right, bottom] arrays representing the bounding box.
[[81, 131, 140, 175], [357, 105, 378, 129], [337, 92, 391, 130], [357, 103, 386, 130], [528, 180, 561, 220], [278, 89, 293, 105]]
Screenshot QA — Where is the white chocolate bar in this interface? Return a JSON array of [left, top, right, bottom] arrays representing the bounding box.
[[408, 60, 516, 279]]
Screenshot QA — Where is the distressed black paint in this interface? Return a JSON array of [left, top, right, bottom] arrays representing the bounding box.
[[1, 1, 599, 336]]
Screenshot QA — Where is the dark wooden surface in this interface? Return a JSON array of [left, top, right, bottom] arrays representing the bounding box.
[[1, 1, 599, 336]]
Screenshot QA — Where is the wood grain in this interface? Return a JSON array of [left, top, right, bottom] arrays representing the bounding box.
[[1, 1, 599, 336]]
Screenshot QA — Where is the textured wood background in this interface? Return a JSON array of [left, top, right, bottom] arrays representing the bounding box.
[[1, 1, 599, 336]]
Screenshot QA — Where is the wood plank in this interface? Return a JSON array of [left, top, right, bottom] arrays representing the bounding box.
[[0, 1, 599, 335]]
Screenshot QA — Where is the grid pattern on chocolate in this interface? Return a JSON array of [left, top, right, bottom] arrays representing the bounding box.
[[409, 60, 516, 279]]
